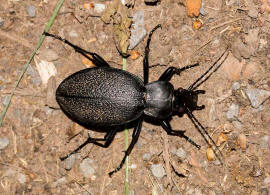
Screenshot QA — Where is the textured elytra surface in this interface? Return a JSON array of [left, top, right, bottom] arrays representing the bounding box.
[[56, 67, 145, 126]]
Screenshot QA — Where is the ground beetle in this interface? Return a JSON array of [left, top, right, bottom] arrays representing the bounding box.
[[44, 25, 228, 176]]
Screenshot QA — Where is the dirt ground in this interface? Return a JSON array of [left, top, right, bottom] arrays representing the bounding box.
[[1, 0, 270, 194]]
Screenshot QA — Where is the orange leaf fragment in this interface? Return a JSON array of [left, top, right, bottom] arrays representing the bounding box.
[[83, 3, 94, 10], [216, 133, 228, 147], [193, 19, 203, 29], [130, 50, 140, 60], [81, 56, 95, 68], [206, 147, 216, 161], [237, 134, 247, 149], [186, 0, 202, 17]]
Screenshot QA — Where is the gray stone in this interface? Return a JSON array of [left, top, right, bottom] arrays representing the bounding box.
[[129, 11, 147, 49], [151, 164, 166, 178], [245, 88, 270, 108], [27, 5, 36, 17], [0, 137, 9, 150], [260, 135, 270, 149], [79, 158, 95, 178], [226, 103, 239, 121]]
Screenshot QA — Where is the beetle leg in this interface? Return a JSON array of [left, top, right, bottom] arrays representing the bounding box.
[[158, 63, 199, 82], [143, 24, 161, 84], [60, 128, 117, 161], [109, 117, 143, 176], [160, 120, 201, 149], [43, 32, 110, 67]]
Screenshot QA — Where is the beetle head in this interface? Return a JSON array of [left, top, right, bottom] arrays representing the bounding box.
[[173, 88, 205, 116]]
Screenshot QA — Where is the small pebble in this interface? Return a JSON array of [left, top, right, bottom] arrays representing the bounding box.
[[206, 147, 215, 161], [69, 30, 78, 38], [186, 187, 195, 195], [199, 0, 207, 15], [245, 88, 270, 108], [175, 147, 186, 159], [194, 187, 202, 195], [142, 153, 152, 161], [222, 52, 244, 80], [94, 3, 105, 13], [263, 177, 270, 184], [64, 154, 77, 170], [46, 76, 58, 108], [231, 82, 240, 90], [260, 135, 270, 149], [2, 96, 9, 106], [27, 5, 36, 17], [0, 137, 9, 150], [32, 76, 42, 86], [151, 164, 166, 178], [248, 7, 258, 18], [237, 134, 247, 149], [129, 11, 147, 49], [201, 160, 208, 169], [79, 158, 95, 178], [17, 173, 27, 184], [226, 103, 239, 121], [26, 65, 41, 86], [96, 31, 107, 44], [51, 177, 66, 188], [0, 17, 4, 26]]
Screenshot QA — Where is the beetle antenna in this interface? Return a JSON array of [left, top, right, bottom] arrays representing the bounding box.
[[186, 108, 224, 165], [188, 48, 229, 91]]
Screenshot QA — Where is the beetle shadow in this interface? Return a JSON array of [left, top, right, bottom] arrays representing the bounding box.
[[76, 119, 142, 134], [74, 115, 170, 135]]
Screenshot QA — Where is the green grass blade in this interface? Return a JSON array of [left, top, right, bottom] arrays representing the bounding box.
[[0, 0, 65, 126], [122, 57, 129, 195]]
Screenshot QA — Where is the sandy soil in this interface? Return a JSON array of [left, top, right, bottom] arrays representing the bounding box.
[[1, 0, 270, 194]]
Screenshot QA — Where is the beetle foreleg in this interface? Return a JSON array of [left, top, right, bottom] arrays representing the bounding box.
[[158, 63, 199, 82], [109, 118, 143, 176], [160, 120, 201, 149], [143, 24, 161, 84], [60, 128, 117, 161]]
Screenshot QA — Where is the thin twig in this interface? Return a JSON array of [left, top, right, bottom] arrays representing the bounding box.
[[0, 30, 34, 49], [210, 18, 245, 31], [162, 131, 172, 189]]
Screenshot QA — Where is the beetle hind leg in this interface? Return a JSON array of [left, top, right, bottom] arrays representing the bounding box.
[[43, 32, 110, 67], [109, 118, 143, 176], [60, 128, 117, 161]]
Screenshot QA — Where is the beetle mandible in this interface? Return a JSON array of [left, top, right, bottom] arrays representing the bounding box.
[[44, 25, 228, 176]]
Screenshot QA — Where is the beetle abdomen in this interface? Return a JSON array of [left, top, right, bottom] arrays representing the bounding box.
[[56, 67, 145, 127]]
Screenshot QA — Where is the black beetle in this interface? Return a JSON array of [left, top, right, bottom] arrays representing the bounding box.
[[44, 25, 227, 176]]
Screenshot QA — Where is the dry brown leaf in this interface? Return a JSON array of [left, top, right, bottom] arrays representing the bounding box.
[[216, 133, 228, 147], [186, 0, 202, 17]]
